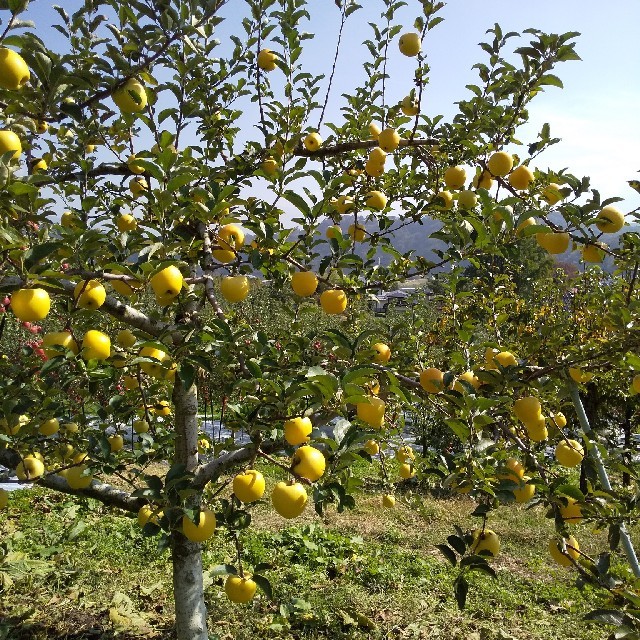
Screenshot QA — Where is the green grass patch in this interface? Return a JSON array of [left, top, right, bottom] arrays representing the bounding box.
[[0, 485, 630, 639]]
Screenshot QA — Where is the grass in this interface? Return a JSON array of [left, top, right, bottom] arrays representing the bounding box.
[[0, 464, 632, 640]]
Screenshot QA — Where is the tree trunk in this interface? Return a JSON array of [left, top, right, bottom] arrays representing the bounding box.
[[171, 532, 208, 640], [172, 377, 208, 640]]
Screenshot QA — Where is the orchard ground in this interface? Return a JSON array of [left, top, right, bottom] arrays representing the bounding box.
[[1, 458, 632, 640]]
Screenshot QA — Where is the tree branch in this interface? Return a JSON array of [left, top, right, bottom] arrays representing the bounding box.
[[293, 137, 437, 159]]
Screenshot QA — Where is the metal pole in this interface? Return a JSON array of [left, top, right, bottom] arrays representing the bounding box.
[[568, 378, 640, 577]]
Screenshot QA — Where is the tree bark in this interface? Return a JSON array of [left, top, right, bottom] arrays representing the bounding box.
[[171, 377, 208, 640], [171, 533, 208, 640]]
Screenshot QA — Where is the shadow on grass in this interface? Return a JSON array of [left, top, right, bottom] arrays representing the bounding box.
[[0, 609, 174, 640]]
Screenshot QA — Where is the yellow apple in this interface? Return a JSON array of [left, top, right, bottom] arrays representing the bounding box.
[[368, 146, 387, 166], [435, 190, 453, 210], [108, 434, 124, 452], [74, 280, 106, 310], [139, 346, 170, 378], [366, 190, 387, 210], [536, 232, 570, 254], [303, 132, 322, 152], [153, 400, 171, 416], [419, 367, 444, 393], [555, 439, 584, 467], [61, 211, 78, 227], [512, 477, 536, 503], [232, 469, 266, 503], [398, 32, 421, 56], [378, 128, 400, 152], [257, 48, 277, 71], [129, 177, 148, 197], [473, 169, 494, 190], [334, 194, 354, 214], [291, 271, 318, 297], [133, 419, 149, 433], [452, 371, 480, 393], [220, 275, 250, 303], [364, 439, 379, 455], [128, 154, 145, 174], [515, 217, 536, 237], [82, 330, 111, 360], [400, 95, 419, 116], [549, 536, 580, 567], [116, 329, 136, 349], [320, 289, 347, 314], [217, 223, 244, 253], [444, 165, 466, 190], [372, 342, 391, 364], [508, 165, 534, 190], [42, 331, 79, 358], [117, 213, 138, 232], [225, 575, 257, 603], [150, 265, 183, 298], [272, 481, 308, 518], [368, 123, 381, 138], [66, 465, 93, 490], [559, 497, 582, 524], [138, 504, 161, 527], [525, 416, 548, 442], [582, 244, 604, 263], [262, 157, 278, 176], [32, 158, 47, 172], [487, 151, 513, 177], [348, 223, 366, 241], [569, 367, 593, 384], [16, 456, 45, 481], [39, 418, 59, 436], [0, 47, 30, 90], [595, 205, 624, 233], [382, 494, 396, 508], [284, 416, 313, 445], [182, 509, 216, 542], [291, 445, 325, 481], [541, 182, 563, 205], [457, 190, 477, 209], [497, 457, 525, 481], [513, 396, 541, 423], [471, 528, 500, 557], [494, 351, 517, 368], [356, 396, 385, 429], [10, 288, 51, 321], [113, 78, 147, 113]]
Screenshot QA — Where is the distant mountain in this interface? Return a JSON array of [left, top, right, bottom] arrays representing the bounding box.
[[302, 215, 638, 274]]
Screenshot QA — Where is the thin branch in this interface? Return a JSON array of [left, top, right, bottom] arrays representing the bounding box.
[[293, 136, 437, 158]]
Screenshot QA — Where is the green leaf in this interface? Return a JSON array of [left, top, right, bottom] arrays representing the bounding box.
[[556, 484, 585, 501], [447, 535, 466, 555], [454, 576, 468, 609], [167, 172, 195, 192], [252, 573, 273, 600], [436, 544, 457, 566], [24, 242, 62, 271], [538, 74, 564, 88], [281, 191, 310, 217], [209, 564, 237, 576]]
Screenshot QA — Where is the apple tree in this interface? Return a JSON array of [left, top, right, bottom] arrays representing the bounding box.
[[0, 0, 638, 638]]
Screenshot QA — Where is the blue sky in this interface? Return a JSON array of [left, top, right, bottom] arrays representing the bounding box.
[[18, 0, 640, 213]]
